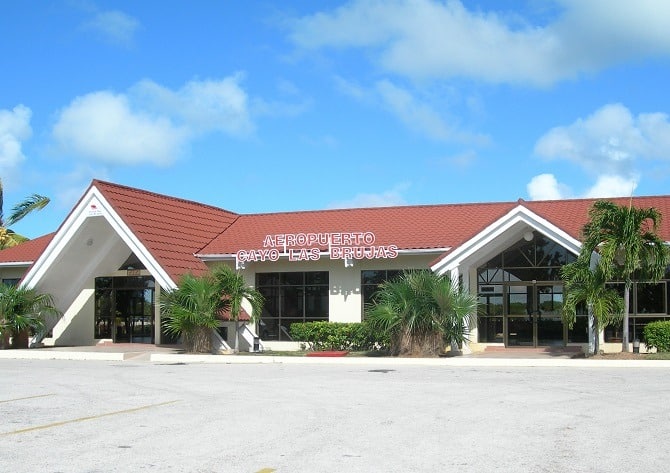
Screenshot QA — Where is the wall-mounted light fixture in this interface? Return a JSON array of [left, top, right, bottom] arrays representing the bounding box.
[[523, 230, 534, 242]]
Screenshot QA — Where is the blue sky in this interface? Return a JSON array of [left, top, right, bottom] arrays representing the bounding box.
[[3, 0, 670, 239]]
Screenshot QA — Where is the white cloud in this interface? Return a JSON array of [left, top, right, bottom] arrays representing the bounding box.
[[529, 103, 667, 200], [0, 105, 32, 172], [583, 174, 638, 199], [53, 91, 188, 166], [534, 103, 670, 177], [132, 76, 254, 136], [288, 0, 670, 86], [527, 173, 569, 200], [526, 172, 637, 201], [328, 183, 409, 209], [52, 75, 257, 166], [83, 10, 140, 46]]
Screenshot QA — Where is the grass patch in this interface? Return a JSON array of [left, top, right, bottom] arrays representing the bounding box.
[[645, 352, 670, 360]]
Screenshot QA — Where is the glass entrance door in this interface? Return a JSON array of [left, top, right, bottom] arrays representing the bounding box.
[[536, 285, 564, 346], [506, 284, 564, 347], [114, 289, 154, 344], [507, 285, 533, 346]]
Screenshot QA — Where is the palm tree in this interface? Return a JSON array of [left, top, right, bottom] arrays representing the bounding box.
[[580, 200, 669, 351], [365, 270, 478, 357], [561, 258, 624, 356], [0, 283, 59, 349], [212, 265, 264, 352], [160, 273, 228, 353], [0, 178, 50, 249]]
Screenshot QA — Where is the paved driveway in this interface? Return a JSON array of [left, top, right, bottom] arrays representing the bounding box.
[[1, 359, 668, 472]]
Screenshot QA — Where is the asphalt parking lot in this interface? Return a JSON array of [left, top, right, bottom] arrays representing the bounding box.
[[1, 358, 669, 473]]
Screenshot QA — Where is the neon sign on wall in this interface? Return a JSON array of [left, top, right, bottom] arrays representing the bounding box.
[[235, 232, 398, 265]]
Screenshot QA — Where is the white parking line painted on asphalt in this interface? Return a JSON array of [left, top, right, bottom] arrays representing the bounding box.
[[0, 400, 180, 437], [0, 393, 55, 404]]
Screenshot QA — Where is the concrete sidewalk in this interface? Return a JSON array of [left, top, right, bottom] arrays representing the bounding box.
[[1, 344, 669, 367]]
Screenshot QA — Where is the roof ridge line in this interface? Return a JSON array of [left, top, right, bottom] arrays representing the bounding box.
[[92, 179, 239, 216]]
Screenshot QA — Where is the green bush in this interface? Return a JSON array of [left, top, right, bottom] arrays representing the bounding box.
[[289, 321, 389, 352], [643, 321, 670, 352]]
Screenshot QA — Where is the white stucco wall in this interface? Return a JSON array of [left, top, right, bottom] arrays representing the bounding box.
[[0, 266, 29, 283], [46, 285, 96, 346]]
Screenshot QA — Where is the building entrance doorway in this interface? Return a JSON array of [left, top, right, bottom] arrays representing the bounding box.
[[95, 276, 155, 343], [506, 283, 564, 347]]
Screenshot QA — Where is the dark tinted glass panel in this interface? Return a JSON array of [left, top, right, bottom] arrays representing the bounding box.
[[636, 283, 665, 314], [504, 244, 534, 268], [281, 287, 303, 317], [96, 277, 113, 289], [361, 270, 386, 285], [305, 286, 329, 318], [478, 292, 503, 316], [305, 271, 328, 285], [256, 273, 280, 286], [537, 240, 569, 266], [259, 287, 279, 317], [386, 270, 403, 282], [477, 316, 503, 343], [567, 315, 588, 343], [282, 272, 303, 285]]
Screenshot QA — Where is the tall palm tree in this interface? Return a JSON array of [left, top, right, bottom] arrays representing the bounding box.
[[580, 200, 669, 351], [160, 273, 228, 353], [0, 178, 50, 249], [0, 283, 59, 349], [365, 270, 478, 357], [212, 265, 264, 352], [561, 258, 624, 355]]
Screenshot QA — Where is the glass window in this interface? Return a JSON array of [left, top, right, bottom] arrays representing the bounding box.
[[567, 315, 588, 343], [361, 269, 409, 308], [636, 282, 665, 314], [255, 271, 329, 341]]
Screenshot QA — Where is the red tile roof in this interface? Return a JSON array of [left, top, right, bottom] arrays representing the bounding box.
[[2, 178, 669, 283], [91, 180, 239, 282], [523, 195, 670, 241], [198, 201, 518, 255], [0, 232, 55, 264]]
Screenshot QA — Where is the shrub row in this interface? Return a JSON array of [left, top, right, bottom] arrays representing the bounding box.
[[289, 321, 389, 352], [644, 321, 670, 352]]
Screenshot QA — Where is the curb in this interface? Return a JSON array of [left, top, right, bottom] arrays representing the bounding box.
[[3, 350, 670, 368]]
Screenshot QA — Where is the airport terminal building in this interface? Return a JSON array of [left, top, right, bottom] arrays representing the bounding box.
[[1, 179, 669, 352]]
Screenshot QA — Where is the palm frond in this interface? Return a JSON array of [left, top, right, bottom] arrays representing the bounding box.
[[6, 194, 50, 227]]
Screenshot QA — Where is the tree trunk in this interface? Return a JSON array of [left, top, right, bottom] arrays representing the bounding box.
[[622, 283, 631, 352], [396, 329, 443, 357], [587, 303, 594, 356], [588, 309, 596, 355], [0, 330, 10, 349], [10, 329, 30, 349], [234, 320, 240, 353], [184, 326, 212, 353]]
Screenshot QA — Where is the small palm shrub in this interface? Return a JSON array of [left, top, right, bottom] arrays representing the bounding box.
[[160, 273, 226, 353], [0, 283, 59, 349]]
